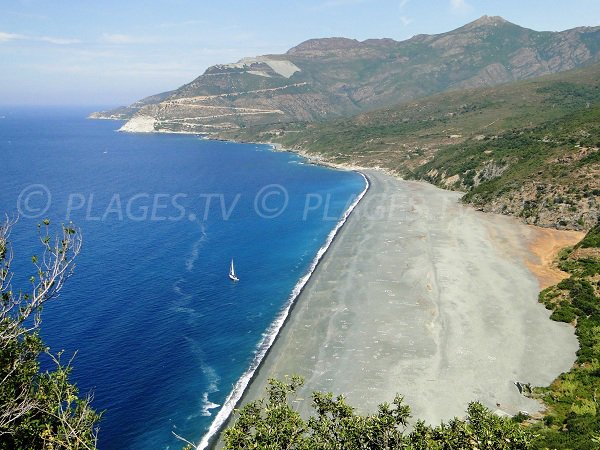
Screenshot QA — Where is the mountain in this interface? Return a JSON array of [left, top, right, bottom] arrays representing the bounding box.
[[93, 16, 600, 134], [88, 90, 174, 120], [225, 63, 599, 231]]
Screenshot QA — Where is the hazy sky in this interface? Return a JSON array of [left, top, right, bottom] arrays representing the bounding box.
[[1, 0, 599, 106]]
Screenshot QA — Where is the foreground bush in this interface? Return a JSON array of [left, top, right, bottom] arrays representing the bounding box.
[[224, 376, 533, 449], [0, 219, 100, 449]]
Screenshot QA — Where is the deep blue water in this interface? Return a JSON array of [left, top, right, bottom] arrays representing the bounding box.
[[0, 107, 365, 449]]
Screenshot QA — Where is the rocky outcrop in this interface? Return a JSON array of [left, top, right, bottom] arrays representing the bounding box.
[[470, 181, 599, 231], [118, 115, 156, 133], [474, 161, 509, 186], [286, 37, 363, 55]]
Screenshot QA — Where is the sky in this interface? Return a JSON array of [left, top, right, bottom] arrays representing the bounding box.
[[1, 0, 599, 106]]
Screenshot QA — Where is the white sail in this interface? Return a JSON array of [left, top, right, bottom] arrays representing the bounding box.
[[229, 259, 239, 281]]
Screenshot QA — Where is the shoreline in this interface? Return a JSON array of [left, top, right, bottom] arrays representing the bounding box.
[[94, 120, 583, 446], [266, 141, 403, 180], [226, 170, 578, 437], [195, 169, 370, 450], [92, 115, 593, 235]]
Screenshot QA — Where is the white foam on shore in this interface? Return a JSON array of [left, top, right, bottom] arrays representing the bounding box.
[[196, 172, 370, 450]]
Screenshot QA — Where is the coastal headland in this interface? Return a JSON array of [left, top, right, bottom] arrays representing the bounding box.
[[223, 170, 580, 438]]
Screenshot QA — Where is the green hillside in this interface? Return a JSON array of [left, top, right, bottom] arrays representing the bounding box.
[[532, 222, 600, 448], [226, 64, 600, 230]]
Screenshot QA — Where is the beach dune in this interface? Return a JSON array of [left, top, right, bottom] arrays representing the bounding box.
[[226, 170, 579, 436]]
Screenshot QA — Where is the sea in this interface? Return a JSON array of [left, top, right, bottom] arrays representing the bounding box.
[[0, 107, 366, 449]]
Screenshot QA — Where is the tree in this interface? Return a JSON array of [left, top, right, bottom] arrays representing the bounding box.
[[223, 377, 533, 449], [0, 218, 100, 449]]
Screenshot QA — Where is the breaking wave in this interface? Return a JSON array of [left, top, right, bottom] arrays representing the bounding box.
[[196, 172, 369, 449]]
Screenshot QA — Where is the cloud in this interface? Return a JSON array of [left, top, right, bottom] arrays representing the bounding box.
[[0, 31, 79, 45], [100, 33, 158, 45], [39, 36, 81, 45], [0, 32, 25, 42], [398, 0, 412, 26], [450, 0, 472, 13]]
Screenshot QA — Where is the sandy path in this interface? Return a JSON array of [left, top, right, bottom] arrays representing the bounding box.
[[217, 170, 578, 443], [526, 228, 585, 289]]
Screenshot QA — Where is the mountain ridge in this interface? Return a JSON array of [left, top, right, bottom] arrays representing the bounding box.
[[222, 63, 600, 231], [92, 16, 600, 134]]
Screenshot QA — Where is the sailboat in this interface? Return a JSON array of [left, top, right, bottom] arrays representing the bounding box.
[[229, 259, 239, 282]]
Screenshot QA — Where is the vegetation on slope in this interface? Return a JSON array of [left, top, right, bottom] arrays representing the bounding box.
[[416, 103, 599, 229], [222, 376, 533, 449], [0, 220, 100, 449], [223, 64, 600, 230], [530, 221, 600, 448]]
